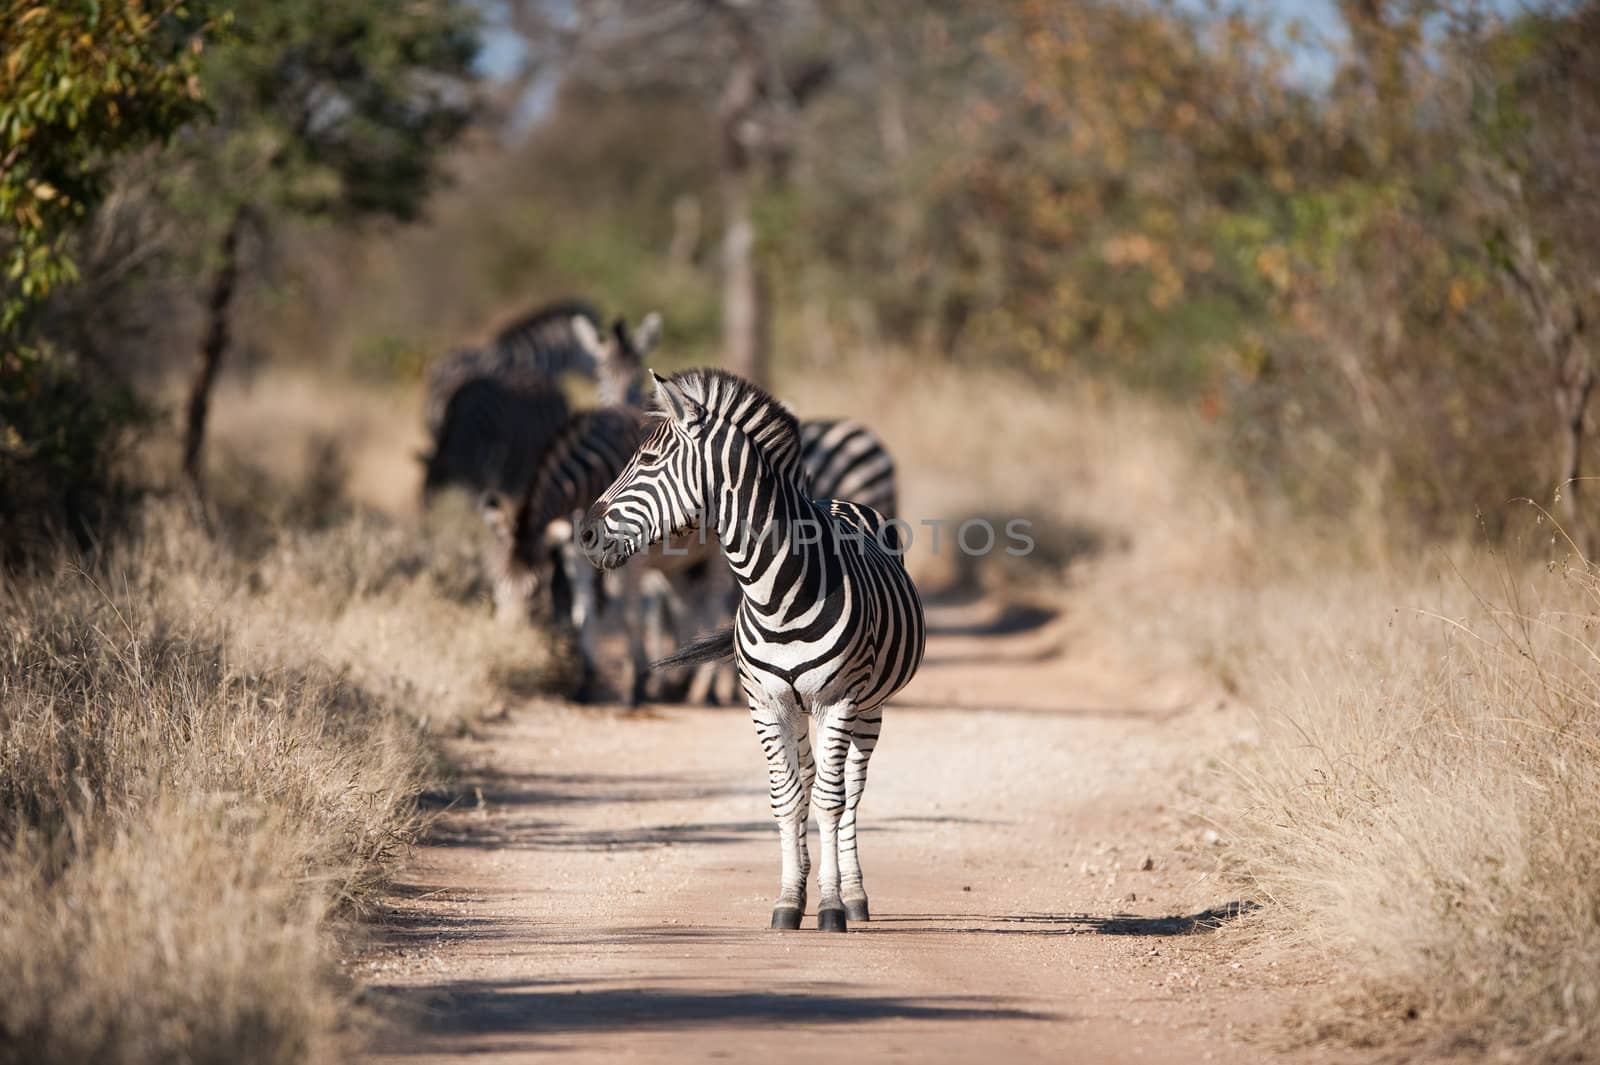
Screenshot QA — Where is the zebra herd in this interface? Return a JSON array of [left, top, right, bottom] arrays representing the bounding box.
[[423, 300, 903, 707], [422, 301, 926, 931]]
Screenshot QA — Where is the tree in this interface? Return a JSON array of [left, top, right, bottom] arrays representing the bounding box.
[[1, 0, 213, 332], [516, 0, 834, 385], [2, 0, 216, 563], [177, 0, 478, 503], [1469, 4, 1600, 553]]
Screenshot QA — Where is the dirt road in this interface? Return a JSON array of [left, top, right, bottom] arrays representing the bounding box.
[[361, 590, 1334, 1064]]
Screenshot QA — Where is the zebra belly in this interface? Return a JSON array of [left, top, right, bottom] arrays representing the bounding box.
[[735, 631, 884, 711]]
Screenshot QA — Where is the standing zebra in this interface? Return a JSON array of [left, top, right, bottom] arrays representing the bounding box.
[[482, 316, 903, 707], [583, 369, 925, 932], [420, 299, 604, 500]]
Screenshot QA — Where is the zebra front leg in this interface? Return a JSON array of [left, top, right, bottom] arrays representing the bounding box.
[[812, 701, 858, 932], [751, 698, 811, 929], [619, 563, 652, 707], [839, 703, 883, 923], [565, 543, 604, 702]]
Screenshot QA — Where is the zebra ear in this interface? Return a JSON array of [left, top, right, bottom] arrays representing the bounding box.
[[572, 315, 606, 362], [632, 312, 663, 356], [651, 370, 704, 431]]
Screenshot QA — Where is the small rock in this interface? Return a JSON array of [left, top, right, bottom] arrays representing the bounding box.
[[962, 885, 972, 892], [1140, 856, 1155, 871], [1124, 892, 1137, 902]]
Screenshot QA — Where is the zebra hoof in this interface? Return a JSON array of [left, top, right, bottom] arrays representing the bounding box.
[[817, 907, 848, 933], [770, 905, 804, 931], [845, 898, 870, 923]]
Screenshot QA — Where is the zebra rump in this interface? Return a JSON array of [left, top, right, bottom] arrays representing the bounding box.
[[422, 373, 570, 499], [420, 298, 602, 500], [799, 419, 897, 519]]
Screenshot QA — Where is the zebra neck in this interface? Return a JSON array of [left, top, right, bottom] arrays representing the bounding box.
[[711, 443, 834, 623]]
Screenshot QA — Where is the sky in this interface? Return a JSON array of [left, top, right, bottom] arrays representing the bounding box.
[[473, 0, 1530, 103]]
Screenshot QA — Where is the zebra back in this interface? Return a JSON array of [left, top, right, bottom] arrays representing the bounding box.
[[423, 373, 571, 499], [487, 298, 604, 382], [423, 347, 489, 440], [799, 418, 898, 519]]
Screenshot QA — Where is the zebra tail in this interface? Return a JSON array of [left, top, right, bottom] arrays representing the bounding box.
[[650, 627, 735, 671]]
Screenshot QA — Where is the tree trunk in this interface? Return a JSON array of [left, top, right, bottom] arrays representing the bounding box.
[[720, 166, 769, 385], [183, 206, 246, 504], [1554, 337, 1595, 556], [1500, 223, 1595, 556], [717, 15, 769, 386]]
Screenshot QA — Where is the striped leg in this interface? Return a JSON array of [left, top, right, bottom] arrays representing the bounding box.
[[752, 697, 811, 929], [812, 701, 859, 932], [839, 703, 882, 923]]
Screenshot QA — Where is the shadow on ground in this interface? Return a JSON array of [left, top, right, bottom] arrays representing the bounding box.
[[369, 979, 1051, 1054], [865, 902, 1259, 937]]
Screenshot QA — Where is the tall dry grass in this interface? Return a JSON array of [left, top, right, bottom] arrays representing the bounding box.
[[0, 374, 564, 1064], [1195, 540, 1600, 1059]]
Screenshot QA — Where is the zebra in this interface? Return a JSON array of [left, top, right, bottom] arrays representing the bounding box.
[[479, 311, 673, 702], [422, 300, 602, 438], [679, 416, 900, 705], [581, 368, 925, 932], [420, 299, 605, 500], [482, 320, 902, 706], [421, 370, 570, 500]]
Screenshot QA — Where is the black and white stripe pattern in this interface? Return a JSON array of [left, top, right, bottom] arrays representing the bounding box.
[[799, 419, 897, 519], [583, 368, 925, 933], [421, 300, 607, 499], [423, 300, 601, 440], [422, 372, 570, 500], [487, 298, 605, 382]]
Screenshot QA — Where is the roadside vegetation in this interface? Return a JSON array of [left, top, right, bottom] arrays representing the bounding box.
[[5, 0, 1600, 1061]]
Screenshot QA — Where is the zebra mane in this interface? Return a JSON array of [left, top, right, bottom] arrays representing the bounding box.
[[489, 298, 601, 347], [659, 369, 807, 485]]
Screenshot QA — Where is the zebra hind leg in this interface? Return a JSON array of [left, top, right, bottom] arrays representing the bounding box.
[[750, 697, 811, 930], [811, 701, 859, 932], [839, 703, 883, 923]]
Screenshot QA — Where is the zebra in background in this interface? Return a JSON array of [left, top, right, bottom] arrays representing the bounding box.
[[583, 369, 925, 932], [480, 311, 674, 703], [421, 371, 570, 500], [481, 316, 904, 707], [799, 419, 897, 520], [420, 299, 604, 501]]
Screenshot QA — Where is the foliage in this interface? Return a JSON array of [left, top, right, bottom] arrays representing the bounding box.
[[184, 0, 479, 225], [0, 0, 215, 331], [0, 344, 144, 563]]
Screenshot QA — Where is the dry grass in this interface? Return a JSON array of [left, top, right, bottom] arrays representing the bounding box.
[[1191, 541, 1600, 1060], [0, 366, 565, 1063], [776, 352, 1250, 593]]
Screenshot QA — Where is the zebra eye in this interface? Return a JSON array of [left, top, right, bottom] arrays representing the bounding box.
[[638, 449, 662, 464]]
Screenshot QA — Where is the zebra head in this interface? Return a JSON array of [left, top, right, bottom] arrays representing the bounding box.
[[581, 371, 708, 571], [571, 311, 662, 407]]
